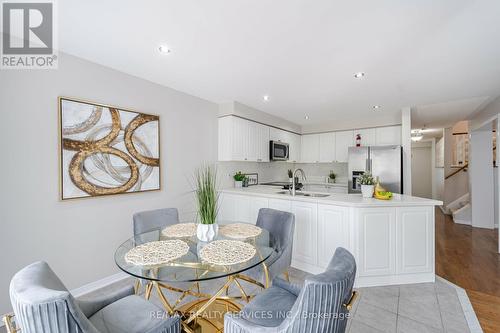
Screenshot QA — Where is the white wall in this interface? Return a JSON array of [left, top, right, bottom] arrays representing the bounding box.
[[411, 142, 433, 199], [301, 115, 401, 133], [219, 101, 301, 134], [469, 96, 500, 131], [469, 128, 494, 229], [0, 53, 218, 315], [402, 107, 412, 195]]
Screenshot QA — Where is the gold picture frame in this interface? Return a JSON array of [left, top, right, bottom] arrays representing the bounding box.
[[58, 97, 161, 200]]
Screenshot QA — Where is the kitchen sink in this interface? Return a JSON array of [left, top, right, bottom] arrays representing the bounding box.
[[275, 191, 330, 198]]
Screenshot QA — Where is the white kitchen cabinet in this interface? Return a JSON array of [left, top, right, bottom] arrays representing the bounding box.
[[218, 193, 245, 222], [256, 123, 270, 162], [246, 120, 259, 161], [218, 116, 270, 162], [269, 127, 287, 142], [335, 130, 354, 163], [219, 190, 439, 287], [291, 201, 318, 267], [288, 132, 301, 163], [268, 198, 292, 212], [353, 128, 376, 146], [319, 132, 336, 163], [317, 205, 350, 269], [396, 207, 434, 274], [218, 193, 269, 224], [301, 134, 320, 163], [357, 208, 396, 277], [375, 126, 401, 146], [248, 196, 269, 224]]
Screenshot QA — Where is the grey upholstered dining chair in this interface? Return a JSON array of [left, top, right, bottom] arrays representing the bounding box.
[[133, 207, 180, 236], [132, 208, 182, 291], [244, 208, 295, 287], [7, 261, 180, 333], [224, 247, 357, 333]]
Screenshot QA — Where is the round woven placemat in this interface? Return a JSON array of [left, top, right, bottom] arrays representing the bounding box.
[[199, 240, 256, 266], [125, 239, 189, 266], [219, 223, 262, 239], [162, 223, 197, 238]]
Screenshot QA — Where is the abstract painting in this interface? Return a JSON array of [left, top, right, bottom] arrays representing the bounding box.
[[59, 97, 160, 200]]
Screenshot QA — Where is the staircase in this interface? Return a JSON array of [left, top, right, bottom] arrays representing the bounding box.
[[446, 193, 471, 225]]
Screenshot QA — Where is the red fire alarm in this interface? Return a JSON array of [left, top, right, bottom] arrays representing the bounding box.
[[356, 134, 361, 147]]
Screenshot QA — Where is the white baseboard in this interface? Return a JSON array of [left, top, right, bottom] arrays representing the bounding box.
[[438, 205, 449, 215], [454, 219, 472, 226], [1, 272, 129, 327]]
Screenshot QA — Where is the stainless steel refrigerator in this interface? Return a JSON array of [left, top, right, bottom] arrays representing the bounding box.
[[348, 145, 403, 194]]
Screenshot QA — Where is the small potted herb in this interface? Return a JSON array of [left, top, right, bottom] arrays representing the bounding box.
[[288, 169, 293, 183], [233, 171, 245, 188], [328, 171, 336, 184], [357, 172, 375, 198]]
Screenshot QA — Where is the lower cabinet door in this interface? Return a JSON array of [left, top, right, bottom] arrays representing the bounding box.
[[317, 205, 350, 269], [396, 207, 434, 274], [218, 193, 250, 223], [248, 197, 269, 224], [291, 201, 318, 266], [357, 208, 396, 276], [268, 198, 292, 212]]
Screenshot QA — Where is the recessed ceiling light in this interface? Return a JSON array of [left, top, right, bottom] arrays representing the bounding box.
[[373, 105, 381, 110], [411, 130, 424, 142], [354, 72, 365, 79], [263, 95, 270, 102], [304, 115, 310, 120], [158, 45, 171, 54]]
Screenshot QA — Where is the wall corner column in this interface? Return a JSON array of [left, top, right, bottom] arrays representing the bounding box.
[[402, 107, 412, 195]]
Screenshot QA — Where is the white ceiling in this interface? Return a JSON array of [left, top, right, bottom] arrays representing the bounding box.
[[59, 0, 500, 128], [412, 96, 491, 129]]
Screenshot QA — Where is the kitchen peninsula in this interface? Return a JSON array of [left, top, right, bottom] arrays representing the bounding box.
[[218, 185, 442, 288]]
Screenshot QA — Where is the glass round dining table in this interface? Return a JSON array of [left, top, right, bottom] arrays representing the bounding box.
[[114, 221, 280, 332]]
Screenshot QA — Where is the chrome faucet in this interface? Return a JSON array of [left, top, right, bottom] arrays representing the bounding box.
[[291, 168, 307, 196]]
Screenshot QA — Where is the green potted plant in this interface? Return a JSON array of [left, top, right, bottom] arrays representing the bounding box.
[[357, 172, 375, 198], [288, 169, 293, 183], [233, 171, 245, 188], [195, 165, 219, 242], [328, 171, 336, 184]]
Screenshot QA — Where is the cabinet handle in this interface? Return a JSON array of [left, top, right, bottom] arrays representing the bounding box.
[[257, 159, 262, 162]]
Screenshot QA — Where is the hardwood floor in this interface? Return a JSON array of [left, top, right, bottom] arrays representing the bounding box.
[[435, 208, 500, 332]]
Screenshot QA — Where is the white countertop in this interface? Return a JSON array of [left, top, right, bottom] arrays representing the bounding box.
[[302, 181, 348, 188], [221, 185, 443, 208]]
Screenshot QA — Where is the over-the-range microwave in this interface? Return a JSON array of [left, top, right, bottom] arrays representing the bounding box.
[[270, 141, 289, 161]]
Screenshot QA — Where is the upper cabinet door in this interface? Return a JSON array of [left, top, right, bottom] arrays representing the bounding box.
[[335, 130, 354, 163], [354, 128, 376, 147], [288, 133, 301, 163], [319, 132, 336, 163], [257, 123, 270, 162], [218, 117, 233, 161], [269, 127, 287, 142], [246, 120, 259, 161], [301, 134, 320, 163], [231, 117, 248, 161], [376, 126, 401, 146]]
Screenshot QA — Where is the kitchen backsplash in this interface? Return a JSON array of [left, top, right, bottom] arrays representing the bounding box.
[[217, 161, 348, 188]]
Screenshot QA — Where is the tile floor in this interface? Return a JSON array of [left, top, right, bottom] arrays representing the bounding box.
[[288, 268, 478, 333]]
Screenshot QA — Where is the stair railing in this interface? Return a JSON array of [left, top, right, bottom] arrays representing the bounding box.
[[445, 163, 468, 180]]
